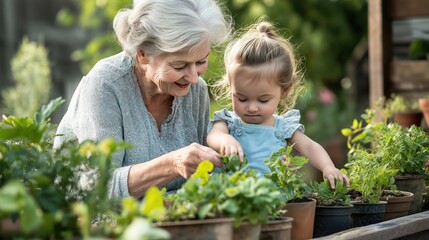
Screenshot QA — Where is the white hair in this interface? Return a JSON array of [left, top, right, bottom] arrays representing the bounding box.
[[114, 0, 232, 59]]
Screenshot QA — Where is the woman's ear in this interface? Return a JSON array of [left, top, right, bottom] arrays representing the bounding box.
[[136, 49, 150, 64]]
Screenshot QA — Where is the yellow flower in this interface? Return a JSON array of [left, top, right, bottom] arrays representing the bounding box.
[[191, 160, 214, 184], [98, 138, 116, 155], [225, 187, 239, 197], [140, 186, 165, 221], [78, 142, 96, 157], [122, 196, 139, 216]]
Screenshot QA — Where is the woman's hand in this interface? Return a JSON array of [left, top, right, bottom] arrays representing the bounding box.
[[322, 166, 350, 189], [172, 143, 222, 178]]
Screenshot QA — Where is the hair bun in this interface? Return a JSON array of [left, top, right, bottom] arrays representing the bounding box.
[[256, 21, 274, 37]]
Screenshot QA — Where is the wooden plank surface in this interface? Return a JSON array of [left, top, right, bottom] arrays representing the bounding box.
[[315, 211, 429, 240], [390, 0, 429, 19], [391, 60, 429, 83], [368, 0, 386, 106]]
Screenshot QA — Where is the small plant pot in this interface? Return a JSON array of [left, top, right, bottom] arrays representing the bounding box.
[[260, 217, 293, 240], [233, 222, 261, 240], [283, 199, 316, 240], [157, 218, 234, 240], [0, 218, 20, 235], [313, 205, 353, 238], [351, 201, 387, 228], [395, 174, 425, 214], [392, 111, 423, 128], [380, 190, 414, 220]]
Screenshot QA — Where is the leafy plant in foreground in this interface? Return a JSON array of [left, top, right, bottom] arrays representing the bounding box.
[[165, 160, 284, 227], [0, 98, 131, 238], [264, 145, 310, 202], [220, 154, 249, 174], [342, 106, 429, 176], [309, 179, 351, 206]]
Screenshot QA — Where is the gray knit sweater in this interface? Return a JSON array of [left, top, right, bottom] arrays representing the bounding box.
[[54, 52, 211, 198]]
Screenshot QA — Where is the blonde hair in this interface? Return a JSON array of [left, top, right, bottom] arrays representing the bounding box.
[[211, 21, 304, 114], [113, 0, 233, 59]]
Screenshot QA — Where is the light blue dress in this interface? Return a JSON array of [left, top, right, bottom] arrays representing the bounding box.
[[208, 109, 304, 174]]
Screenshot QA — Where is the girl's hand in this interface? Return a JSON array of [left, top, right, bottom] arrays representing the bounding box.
[[322, 166, 350, 189], [218, 135, 244, 163], [172, 143, 222, 178]]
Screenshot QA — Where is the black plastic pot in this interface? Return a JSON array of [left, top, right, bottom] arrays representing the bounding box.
[[351, 201, 387, 228], [313, 205, 353, 238]]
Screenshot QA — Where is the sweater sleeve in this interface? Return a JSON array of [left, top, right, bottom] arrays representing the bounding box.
[[55, 71, 131, 198]]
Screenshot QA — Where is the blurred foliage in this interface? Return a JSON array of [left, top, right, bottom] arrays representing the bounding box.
[[297, 82, 357, 143], [224, 0, 368, 87], [56, 0, 367, 142], [409, 38, 429, 60], [1, 37, 52, 117], [56, 0, 367, 85], [56, 0, 131, 74]]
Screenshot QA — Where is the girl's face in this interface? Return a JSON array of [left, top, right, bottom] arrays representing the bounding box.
[[137, 37, 210, 97], [230, 66, 283, 126]]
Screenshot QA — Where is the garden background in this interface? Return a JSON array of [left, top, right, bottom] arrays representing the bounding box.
[[0, 0, 369, 167]]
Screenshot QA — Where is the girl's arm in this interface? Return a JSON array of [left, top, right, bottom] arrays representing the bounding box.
[[288, 130, 350, 188], [207, 121, 244, 162]]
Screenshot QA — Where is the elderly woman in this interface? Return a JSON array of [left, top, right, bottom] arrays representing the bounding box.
[[54, 0, 232, 198]]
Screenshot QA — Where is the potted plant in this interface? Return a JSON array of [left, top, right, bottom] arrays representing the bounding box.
[[0, 98, 132, 238], [343, 148, 397, 227], [264, 146, 316, 240], [221, 155, 293, 240], [343, 105, 429, 214], [383, 94, 422, 128], [378, 124, 429, 214], [159, 159, 284, 240], [309, 179, 353, 238], [380, 189, 414, 221]]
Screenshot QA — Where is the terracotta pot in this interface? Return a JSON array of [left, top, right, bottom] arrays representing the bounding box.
[[283, 199, 316, 240], [1, 218, 20, 234], [233, 222, 261, 240], [260, 217, 293, 240], [392, 111, 423, 128], [418, 98, 429, 128], [380, 190, 414, 220], [156, 218, 233, 240]]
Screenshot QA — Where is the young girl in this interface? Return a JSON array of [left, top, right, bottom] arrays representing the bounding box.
[[207, 21, 349, 188]]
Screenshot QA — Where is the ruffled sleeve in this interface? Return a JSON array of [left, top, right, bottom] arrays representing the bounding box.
[[208, 109, 236, 132], [280, 109, 305, 139]]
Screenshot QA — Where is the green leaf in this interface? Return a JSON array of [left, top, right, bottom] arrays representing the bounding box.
[[198, 203, 213, 219], [352, 119, 359, 129], [341, 128, 352, 137], [220, 154, 248, 173], [20, 194, 43, 234]]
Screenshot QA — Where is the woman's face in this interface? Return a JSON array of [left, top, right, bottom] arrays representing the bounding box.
[[138, 37, 210, 97]]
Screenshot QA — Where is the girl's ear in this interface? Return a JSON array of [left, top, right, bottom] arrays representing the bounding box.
[[281, 85, 291, 99], [136, 49, 150, 64]]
